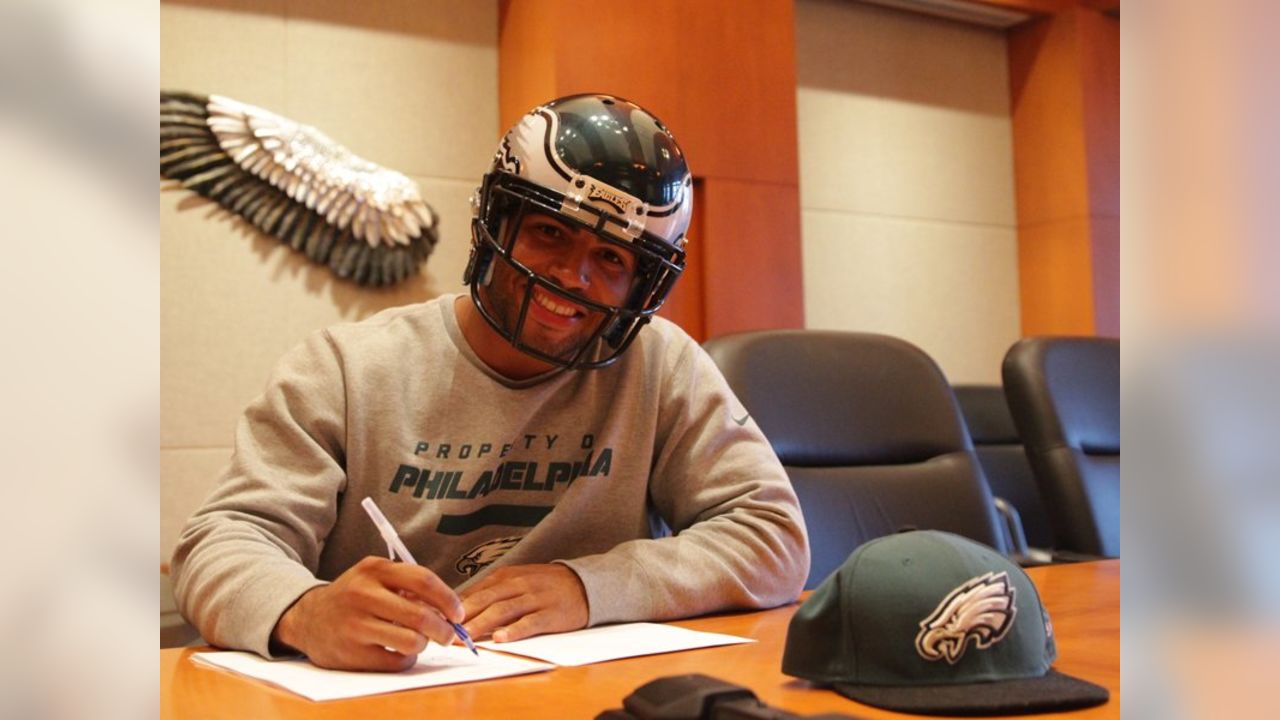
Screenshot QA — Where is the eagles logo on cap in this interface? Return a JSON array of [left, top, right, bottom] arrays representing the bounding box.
[[915, 571, 1017, 664]]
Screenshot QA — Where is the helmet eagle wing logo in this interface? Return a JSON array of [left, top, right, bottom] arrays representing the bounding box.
[[915, 571, 1017, 664], [496, 135, 521, 175]]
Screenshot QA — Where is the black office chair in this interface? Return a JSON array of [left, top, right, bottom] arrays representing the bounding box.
[[953, 384, 1055, 560], [703, 330, 1007, 589], [1002, 337, 1120, 558]]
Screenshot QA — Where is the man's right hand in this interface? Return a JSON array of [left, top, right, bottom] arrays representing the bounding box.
[[271, 556, 464, 671]]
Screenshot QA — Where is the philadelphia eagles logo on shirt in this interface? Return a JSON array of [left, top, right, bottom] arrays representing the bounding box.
[[456, 536, 523, 577], [915, 571, 1017, 664]]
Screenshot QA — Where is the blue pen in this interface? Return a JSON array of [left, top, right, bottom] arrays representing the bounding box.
[[360, 497, 478, 655]]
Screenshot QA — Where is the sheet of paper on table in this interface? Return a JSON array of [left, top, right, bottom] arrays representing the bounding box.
[[190, 622, 754, 701], [190, 645, 554, 702], [475, 622, 756, 666]]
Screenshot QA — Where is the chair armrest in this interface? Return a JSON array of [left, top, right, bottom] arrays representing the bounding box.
[[992, 496, 1029, 557]]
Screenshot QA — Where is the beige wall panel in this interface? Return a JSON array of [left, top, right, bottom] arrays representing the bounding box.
[[162, 0, 496, 554], [795, 0, 1019, 382], [161, 176, 475, 448], [798, 87, 1015, 226], [414, 177, 480, 297], [160, 0, 287, 107], [801, 210, 1020, 384], [162, 448, 233, 561], [795, 0, 1015, 226], [283, 0, 498, 180]]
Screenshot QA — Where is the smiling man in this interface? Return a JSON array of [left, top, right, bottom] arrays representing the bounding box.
[[171, 94, 810, 672], [463, 210, 641, 377]]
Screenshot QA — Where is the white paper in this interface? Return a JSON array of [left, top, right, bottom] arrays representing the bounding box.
[[475, 622, 755, 666], [190, 646, 554, 702]]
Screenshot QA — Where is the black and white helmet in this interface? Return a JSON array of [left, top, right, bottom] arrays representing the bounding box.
[[465, 93, 692, 369]]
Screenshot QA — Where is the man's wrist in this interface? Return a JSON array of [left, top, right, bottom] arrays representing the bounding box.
[[269, 589, 313, 656]]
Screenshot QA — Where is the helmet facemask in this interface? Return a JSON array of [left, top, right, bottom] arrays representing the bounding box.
[[468, 172, 684, 369]]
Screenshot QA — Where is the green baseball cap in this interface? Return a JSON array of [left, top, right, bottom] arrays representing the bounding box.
[[782, 531, 1109, 715]]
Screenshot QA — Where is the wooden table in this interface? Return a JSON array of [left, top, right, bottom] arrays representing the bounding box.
[[161, 560, 1119, 719]]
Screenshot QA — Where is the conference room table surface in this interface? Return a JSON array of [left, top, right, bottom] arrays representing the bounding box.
[[160, 560, 1119, 719]]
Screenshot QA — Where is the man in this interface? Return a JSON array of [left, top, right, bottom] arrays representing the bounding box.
[[171, 94, 810, 672]]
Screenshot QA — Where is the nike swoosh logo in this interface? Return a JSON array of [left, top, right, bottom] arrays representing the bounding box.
[[733, 413, 750, 426]]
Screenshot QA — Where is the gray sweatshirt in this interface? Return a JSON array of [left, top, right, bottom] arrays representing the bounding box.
[[171, 294, 809, 657]]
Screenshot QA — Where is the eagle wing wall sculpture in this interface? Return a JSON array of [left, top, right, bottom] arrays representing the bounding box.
[[160, 90, 439, 286]]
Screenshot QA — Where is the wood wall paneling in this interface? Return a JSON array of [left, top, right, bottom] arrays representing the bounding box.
[[1080, 6, 1120, 218], [657, 179, 707, 341], [1008, 10, 1089, 224], [497, 0, 558, 133], [1017, 216, 1097, 335], [668, 0, 801, 186], [1007, 3, 1118, 336], [1090, 215, 1119, 336], [1081, 7, 1119, 337], [702, 179, 805, 338], [497, 0, 803, 341]]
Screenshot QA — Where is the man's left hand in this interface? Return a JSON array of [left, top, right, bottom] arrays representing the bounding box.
[[459, 564, 588, 642]]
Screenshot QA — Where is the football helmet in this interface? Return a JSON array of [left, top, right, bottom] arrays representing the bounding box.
[[464, 93, 692, 369]]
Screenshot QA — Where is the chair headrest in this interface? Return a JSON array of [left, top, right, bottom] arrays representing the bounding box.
[[953, 384, 1020, 444], [704, 330, 970, 466], [1002, 337, 1119, 454]]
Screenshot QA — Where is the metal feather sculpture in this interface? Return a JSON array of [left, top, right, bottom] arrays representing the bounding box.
[[160, 90, 438, 286]]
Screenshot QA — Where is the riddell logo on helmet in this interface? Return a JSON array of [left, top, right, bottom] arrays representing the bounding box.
[[587, 185, 632, 214]]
